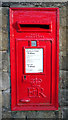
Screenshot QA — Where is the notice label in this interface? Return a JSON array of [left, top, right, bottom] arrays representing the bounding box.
[[25, 48, 43, 73]]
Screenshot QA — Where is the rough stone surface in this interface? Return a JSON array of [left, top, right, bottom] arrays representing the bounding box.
[[59, 6, 66, 18], [66, 28, 68, 53], [59, 27, 66, 52], [2, 110, 61, 119], [26, 111, 55, 118], [2, 7, 9, 51], [59, 51, 68, 70], [2, 72, 10, 90], [0, 7, 2, 30], [2, 89, 10, 110], [0, 91, 2, 120], [2, 51, 9, 72], [0, 71, 2, 90], [62, 107, 68, 119], [59, 89, 68, 106], [0, 33, 2, 51], [2, 110, 12, 118], [1, 0, 68, 4], [59, 70, 68, 89], [0, 51, 2, 71]]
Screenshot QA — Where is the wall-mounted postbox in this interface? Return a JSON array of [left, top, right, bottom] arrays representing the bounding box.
[[10, 8, 59, 111]]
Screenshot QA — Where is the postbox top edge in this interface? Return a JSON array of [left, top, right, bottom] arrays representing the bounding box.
[[10, 7, 59, 11]]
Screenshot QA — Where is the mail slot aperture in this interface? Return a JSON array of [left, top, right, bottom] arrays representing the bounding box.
[[17, 22, 52, 32], [10, 8, 59, 111]]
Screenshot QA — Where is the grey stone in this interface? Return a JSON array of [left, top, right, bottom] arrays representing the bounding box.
[[2, 7, 9, 51], [2, 7, 9, 32], [0, 51, 2, 71], [59, 27, 66, 52], [2, 32, 8, 51], [2, 110, 12, 118], [60, 17, 66, 27], [59, 6, 66, 28], [26, 111, 55, 118], [62, 56, 68, 70], [0, 7, 2, 14], [62, 107, 68, 119], [2, 88, 10, 110], [2, 51, 9, 72], [59, 52, 63, 70], [0, 33, 2, 51], [59, 89, 68, 106], [58, 108, 62, 119], [59, 70, 68, 89], [2, 7, 9, 15], [59, 6, 66, 18], [12, 111, 26, 118], [66, 28, 68, 52], [0, 7, 2, 32], [0, 91, 2, 120], [0, 71, 2, 90], [2, 72, 10, 90], [0, 0, 68, 2], [59, 51, 68, 70]]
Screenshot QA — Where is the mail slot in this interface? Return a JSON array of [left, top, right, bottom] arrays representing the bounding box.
[[10, 8, 59, 111]]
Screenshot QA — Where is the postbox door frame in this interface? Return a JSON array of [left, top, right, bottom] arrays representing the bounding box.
[[10, 8, 59, 111]]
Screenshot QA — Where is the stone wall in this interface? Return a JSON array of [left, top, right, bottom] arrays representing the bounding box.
[[0, 2, 68, 119]]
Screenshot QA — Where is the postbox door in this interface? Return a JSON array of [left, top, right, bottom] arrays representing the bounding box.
[[16, 39, 52, 105], [10, 8, 59, 110]]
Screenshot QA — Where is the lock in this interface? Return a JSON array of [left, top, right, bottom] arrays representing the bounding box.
[[10, 8, 59, 111]]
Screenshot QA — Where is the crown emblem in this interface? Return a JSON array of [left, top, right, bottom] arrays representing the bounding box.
[[30, 78, 42, 87]]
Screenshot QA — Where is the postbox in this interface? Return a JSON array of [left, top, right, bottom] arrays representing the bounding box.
[[10, 8, 59, 111]]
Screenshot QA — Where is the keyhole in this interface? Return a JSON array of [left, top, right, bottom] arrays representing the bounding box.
[[24, 76, 26, 79]]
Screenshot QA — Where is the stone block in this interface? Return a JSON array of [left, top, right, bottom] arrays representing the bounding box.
[[2, 8, 8, 34], [59, 70, 68, 89], [62, 56, 68, 70], [59, 27, 66, 52], [0, 91, 2, 120], [0, 7, 2, 14], [59, 6, 66, 18], [12, 111, 26, 118], [2, 7, 9, 15], [66, 28, 68, 53], [2, 32, 8, 51], [1, 0, 68, 3], [59, 89, 68, 106], [2, 88, 10, 110], [62, 107, 68, 119], [2, 110, 58, 119], [60, 17, 66, 28], [0, 51, 2, 71], [26, 111, 55, 118], [2, 51, 9, 72], [13, 111, 57, 118], [2, 7, 9, 51], [2, 15, 8, 33], [0, 33, 2, 51], [66, 5, 68, 16], [59, 52, 63, 70], [2, 110, 12, 118], [0, 71, 2, 90], [0, 7, 2, 32], [59, 51, 68, 70], [2, 72, 10, 90]]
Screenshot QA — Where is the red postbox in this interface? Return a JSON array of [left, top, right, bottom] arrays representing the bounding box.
[[10, 8, 59, 111]]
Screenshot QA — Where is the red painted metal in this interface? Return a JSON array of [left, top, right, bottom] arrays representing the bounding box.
[[10, 8, 59, 111]]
